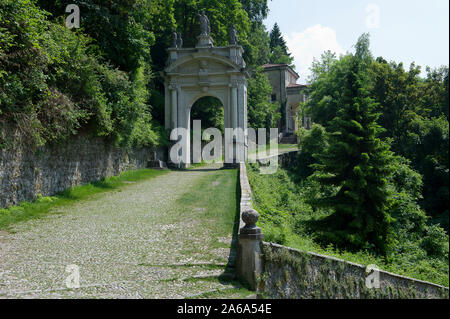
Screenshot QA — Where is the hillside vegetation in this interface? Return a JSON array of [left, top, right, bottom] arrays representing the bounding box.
[[248, 34, 449, 286], [1, 0, 291, 149]]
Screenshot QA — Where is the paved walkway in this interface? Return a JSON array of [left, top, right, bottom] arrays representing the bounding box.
[[0, 165, 250, 299]]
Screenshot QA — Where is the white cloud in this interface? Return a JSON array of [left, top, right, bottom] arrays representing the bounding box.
[[284, 24, 346, 83]]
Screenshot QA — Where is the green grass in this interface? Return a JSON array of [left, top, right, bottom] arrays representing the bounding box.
[[0, 168, 169, 231], [176, 168, 240, 238], [247, 143, 298, 163], [174, 167, 254, 297], [187, 143, 299, 168]]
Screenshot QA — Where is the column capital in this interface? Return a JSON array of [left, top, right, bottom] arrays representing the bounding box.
[[169, 82, 181, 91], [229, 81, 239, 88]]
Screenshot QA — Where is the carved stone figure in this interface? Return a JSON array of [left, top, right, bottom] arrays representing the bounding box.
[[172, 30, 178, 48], [198, 10, 210, 35], [229, 24, 238, 45], [176, 32, 183, 48]]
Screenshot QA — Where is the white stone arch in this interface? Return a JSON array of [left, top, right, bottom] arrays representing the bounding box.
[[163, 36, 248, 168], [188, 92, 225, 110]]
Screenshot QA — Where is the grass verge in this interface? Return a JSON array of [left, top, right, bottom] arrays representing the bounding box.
[[174, 167, 253, 297]]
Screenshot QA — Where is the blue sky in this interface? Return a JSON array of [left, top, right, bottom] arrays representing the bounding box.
[[264, 0, 449, 83]]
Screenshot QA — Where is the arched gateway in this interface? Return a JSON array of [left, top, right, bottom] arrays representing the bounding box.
[[163, 21, 248, 168]]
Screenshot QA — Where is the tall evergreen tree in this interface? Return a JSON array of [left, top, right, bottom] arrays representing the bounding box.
[[269, 23, 293, 65], [269, 23, 287, 53], [311, 34, 395, 255]]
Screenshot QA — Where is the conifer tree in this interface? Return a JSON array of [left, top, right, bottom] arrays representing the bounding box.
[[311, 34, 395, 255], [269, 23, 288, 53], [269, 23, 293, 65]]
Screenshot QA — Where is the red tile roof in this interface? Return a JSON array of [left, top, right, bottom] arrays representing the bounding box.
[[287, 83, 308, 88], [261, 63, 300, 79], [262, 63, 288, 68]]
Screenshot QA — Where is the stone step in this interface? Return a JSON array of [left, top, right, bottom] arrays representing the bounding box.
[[280, 136, 297, 144]]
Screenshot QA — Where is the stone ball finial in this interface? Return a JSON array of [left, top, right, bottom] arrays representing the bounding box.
[[242, 209, 259, 228]]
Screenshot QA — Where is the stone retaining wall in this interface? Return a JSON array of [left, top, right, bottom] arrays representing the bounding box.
[[261, 243, 449, 299], [0, 124, 162, 208], [256, 150, 299, 169]]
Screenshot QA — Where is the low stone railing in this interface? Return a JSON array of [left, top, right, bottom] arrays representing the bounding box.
[[262, 243, 449, 299], [236, 162, 264, 291], [236, 161, 449, 299], [256, 150, 299, 169]]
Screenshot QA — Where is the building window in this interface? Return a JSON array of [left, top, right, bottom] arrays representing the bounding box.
[[271, 94, 277, 102]]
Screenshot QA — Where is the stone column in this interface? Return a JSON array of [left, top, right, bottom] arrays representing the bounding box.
[[237, 209, 264, 291], [170, 85, 178, 130], [285, 102, 289, 134], [231, 84, 238, 129]]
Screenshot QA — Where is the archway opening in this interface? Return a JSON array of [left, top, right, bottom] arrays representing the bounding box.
[[190, 96, 224, 163]]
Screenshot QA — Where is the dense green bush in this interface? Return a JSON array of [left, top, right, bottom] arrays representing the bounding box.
[[247, 67, 280, 132], [0, 0, 164, 148], [306, 40, 449, 232]]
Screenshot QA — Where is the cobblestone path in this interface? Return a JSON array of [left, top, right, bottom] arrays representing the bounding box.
[[0, 165, 252, 299]]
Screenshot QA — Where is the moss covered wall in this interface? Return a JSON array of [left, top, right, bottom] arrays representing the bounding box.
[[261, 243, 449, 299], [0, 124, 163, 208]]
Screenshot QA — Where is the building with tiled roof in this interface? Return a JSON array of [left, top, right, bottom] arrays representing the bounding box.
[[261, 63, 309, 143]]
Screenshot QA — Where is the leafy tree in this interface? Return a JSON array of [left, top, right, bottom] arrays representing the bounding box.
[[191, 97, 224, 133], [421, 66, 449, 120], [244, 20, 271, 68], [309, 50, 338, 83], [270, 45, 294, 66], [370, 59, 422, 153], [37, 0, 156, 73], [0, 0, 163, 148], [239, 0, 268, 23], [247, 67, 280, 131], [306, 54, 354, 124], [306, 41, 449, 232], [370, 59, 449, 230], [311, 34, 395, 255], [407, 116, 449, 229]]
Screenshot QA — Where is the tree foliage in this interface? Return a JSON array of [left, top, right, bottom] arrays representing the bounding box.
[[247, 67, 280, 132], [0, 0, 165, 148], [268, 22, 293, 66], [309, 34, 395, 255], [306, 36, 449, 233], [1, 0, 292, 148]]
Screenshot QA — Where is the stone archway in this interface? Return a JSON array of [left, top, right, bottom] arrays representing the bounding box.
[[162, 24, 248, 167]]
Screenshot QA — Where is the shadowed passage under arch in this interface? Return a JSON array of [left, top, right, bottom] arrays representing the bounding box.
[[190, 96, 224, 163]]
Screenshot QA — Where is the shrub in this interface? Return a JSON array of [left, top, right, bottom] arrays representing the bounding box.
[[421, 224, 449, 258], [0, 0, 162, 149]]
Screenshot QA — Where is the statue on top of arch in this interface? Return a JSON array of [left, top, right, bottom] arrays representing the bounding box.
[[229, 24, 238, 45], [171, 30, 183, 49], [198, 10, 211, 36]]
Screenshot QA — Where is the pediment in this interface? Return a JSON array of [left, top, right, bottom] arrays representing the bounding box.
[[165, 53, 241, 74]]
